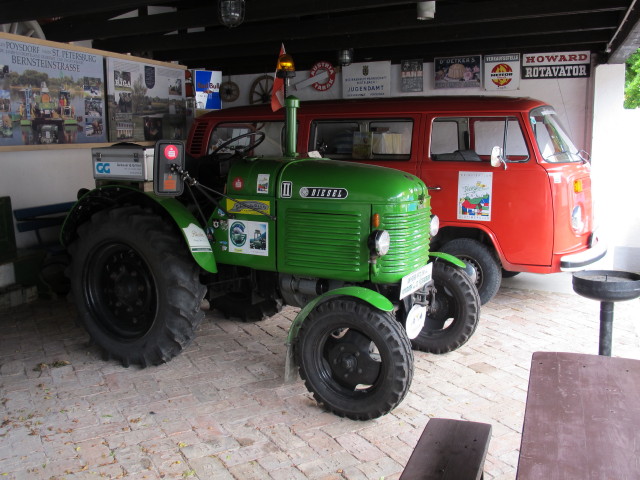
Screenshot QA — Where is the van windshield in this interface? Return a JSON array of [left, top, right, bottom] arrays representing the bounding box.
[[530, 107, 582, 163]]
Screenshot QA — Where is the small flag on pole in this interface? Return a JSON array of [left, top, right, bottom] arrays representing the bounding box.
[[271, 43, 286, 112]]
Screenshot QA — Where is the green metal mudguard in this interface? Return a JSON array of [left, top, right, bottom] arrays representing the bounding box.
[[429, 251, 466, 268], [283, 286, 394, 382], [61, 185, 217, 274]]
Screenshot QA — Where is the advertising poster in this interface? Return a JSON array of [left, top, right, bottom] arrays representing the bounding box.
[[194, 70, 221, 110], [401, 59, 424, 93], [0, 36, 106, 146], [434, 55, 482, 89], [106, 57, 186, 142], [342, 61, 391, 98], [457, 171, 492, 221], [484, 53, 520, 91], [521, 51, 591, 79]]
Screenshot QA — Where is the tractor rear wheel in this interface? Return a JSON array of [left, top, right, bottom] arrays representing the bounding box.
[[68, 206, 206, 367]]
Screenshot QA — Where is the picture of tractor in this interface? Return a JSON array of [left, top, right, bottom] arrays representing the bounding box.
[[60, 58, 480, 420]]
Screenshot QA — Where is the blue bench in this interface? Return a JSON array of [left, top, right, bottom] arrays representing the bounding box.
[[12, 201, 75, 297], [13, 201, 76, 248]]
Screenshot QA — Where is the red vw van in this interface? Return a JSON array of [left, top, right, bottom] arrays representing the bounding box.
[[187, 97, 605, 304]]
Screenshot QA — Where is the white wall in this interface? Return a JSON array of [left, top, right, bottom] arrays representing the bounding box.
[[591, 64, 640, 271]]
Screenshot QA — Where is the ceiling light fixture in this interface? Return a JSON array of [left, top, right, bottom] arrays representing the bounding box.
[[218, 0, 245, 28], [338, 48, 354, 67], [417, 1, 436, 20]]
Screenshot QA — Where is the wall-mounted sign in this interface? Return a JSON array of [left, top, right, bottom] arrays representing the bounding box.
[[484, 53, 520, 91], [342, 61, 391, 98], [106, 57, 186, 143], [401, 59, 424, 93], [194, 70, 222, 109], [0, 35, 106, 146], [521, 51, 591, 79], [310, 61, 336, 91], [434, 55, 482, 89]]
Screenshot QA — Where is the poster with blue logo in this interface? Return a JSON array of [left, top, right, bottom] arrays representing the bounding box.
[[194, 70, 221, 110]]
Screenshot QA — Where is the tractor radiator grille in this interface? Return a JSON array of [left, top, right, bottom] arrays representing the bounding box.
[[378, 209, 430, 276], [283, 210, 365, 275]]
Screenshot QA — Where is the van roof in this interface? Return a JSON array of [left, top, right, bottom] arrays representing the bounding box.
[[202, 96, 548, 119]]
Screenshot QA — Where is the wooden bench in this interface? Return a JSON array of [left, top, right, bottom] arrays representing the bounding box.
[[400, 418, 492, 480], [517, 351, 640, 479]]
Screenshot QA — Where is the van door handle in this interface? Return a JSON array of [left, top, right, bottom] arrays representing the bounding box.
[[427, 185, 442, 191]]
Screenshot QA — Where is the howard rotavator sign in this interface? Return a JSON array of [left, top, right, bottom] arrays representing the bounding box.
[[521, 51, 590, 79]]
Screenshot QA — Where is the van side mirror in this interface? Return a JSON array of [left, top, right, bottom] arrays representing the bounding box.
[[154, 140, 185, 196], [490, 145, 507, 170]]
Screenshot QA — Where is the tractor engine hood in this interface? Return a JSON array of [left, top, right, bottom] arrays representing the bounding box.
[[230, 157, 427, 204]]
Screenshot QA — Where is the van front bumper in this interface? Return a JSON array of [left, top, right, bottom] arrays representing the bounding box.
[[560, 232, 607, 270]]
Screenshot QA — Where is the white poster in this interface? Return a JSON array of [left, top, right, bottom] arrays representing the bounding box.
[[457, 171, 493, 221], [521, 51, 591, 79], [484, 54, 520, 91], [229, 220, 269, 256], [342, 61, 391, 98]]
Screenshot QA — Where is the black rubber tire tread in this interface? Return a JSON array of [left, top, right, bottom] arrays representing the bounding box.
[[411, 261, 480, 354], [295, 297, 413, 421], [67, 206, 206, 367], [440, 238, 501, 305], [501, 269, 520, 278]]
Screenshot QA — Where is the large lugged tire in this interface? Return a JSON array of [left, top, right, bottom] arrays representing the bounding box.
[[295, 297, 413, 420], [67, 206, 206, 367], [440, 238, 501, 304], [411, 261, 480, 354]]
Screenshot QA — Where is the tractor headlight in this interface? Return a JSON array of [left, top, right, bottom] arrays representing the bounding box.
[[430, 215, 440, 237], [368, 230, 390, 257]]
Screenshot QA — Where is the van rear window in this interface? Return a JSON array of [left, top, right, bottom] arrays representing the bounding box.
[[310, 119, 413, 161], [431, 116, 529, 162]]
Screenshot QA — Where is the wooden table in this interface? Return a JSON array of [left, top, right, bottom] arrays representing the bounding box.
[[517, 352, 640, 479]]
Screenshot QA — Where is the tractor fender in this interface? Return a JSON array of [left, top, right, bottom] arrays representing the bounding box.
[[284, 286, 394, 382], [61, 186, 217, 274], [429, 251, 475, 283]]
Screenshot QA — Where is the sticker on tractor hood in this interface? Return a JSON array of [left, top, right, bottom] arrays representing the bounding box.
[[183, 223, 212, 253], [226, 199, 271, 215], [299, 187, 348, 199]]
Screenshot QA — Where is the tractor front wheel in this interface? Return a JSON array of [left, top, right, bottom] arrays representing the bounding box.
[[410, 261, 480, 354], [296, 297, 413, 420]]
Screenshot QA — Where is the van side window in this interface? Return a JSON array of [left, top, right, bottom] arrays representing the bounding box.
[[208, 121, 285, 156], [310, 119, 412, 161], [431, 116, 529, 162]]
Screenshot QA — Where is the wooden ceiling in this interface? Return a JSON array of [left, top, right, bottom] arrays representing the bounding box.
[[1, 0, 639, 75]]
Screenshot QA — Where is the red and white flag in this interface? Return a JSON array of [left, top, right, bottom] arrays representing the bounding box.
[[271, 43, 286, 112]]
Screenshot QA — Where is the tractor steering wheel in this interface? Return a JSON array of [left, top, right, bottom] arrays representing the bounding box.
[[209, 131, 266, 156]]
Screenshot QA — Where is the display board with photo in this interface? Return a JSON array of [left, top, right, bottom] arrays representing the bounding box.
[[106, 58, 186, 143], [0, 34, 107, 146]]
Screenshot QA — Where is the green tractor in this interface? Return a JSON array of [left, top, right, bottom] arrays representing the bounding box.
[[61, 64, 479, 421]]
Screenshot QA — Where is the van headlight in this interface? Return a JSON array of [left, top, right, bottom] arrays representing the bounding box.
[[430, 215, 440, 237], [571, 205, 585, 232], [368, 230, 390, 257]]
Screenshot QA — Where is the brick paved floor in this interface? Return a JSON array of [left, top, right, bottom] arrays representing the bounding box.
[[1, 275, 639, 480]]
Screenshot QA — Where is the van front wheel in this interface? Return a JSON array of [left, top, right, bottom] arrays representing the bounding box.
[[440, 238, 500, 304]]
